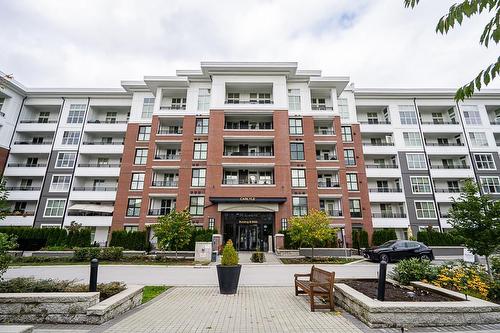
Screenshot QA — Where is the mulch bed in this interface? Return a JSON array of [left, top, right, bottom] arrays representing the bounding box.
[[339, 279, 461, 302], [280, 257, 358, 264]]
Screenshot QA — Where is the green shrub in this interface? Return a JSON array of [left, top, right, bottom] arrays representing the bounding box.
[[352, 229, 369, 249], [391, 257, 439, 285], [0, 233, 17, 279], [74, 247, 101, 261], [0, 227, 92, 250], [178, 228, 218, 251], [221, 240, 238, 266], [250, 252, 265, 263], [66, 229, 91, 248], [110, 230, 149, 251], [372, 229, 397, 246], [279, 230, 298, 249], [417, 229, 462, 246], [100, 247, 123, 261]]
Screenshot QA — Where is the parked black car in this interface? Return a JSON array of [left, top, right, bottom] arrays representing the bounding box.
[[363, 240, 434, 263]]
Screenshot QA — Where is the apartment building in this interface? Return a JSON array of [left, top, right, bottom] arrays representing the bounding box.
[[0, 63, 499, 249]]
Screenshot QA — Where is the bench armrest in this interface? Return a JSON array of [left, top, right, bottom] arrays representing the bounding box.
[[294, 273, 311, 280]]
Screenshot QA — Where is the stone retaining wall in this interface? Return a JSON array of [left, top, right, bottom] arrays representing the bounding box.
[[0, 285, 143, 324]]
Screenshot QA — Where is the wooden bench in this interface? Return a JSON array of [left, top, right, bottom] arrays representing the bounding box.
[[294, 265, 335, 312]]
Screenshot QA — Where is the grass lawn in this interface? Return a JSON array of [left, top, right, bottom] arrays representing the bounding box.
[[280, 257, 360, 264], [142, 286, 169, 303]]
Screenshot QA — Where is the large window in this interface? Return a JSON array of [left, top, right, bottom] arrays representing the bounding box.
[[189, 196, 205, 215], [399, 105, 418, 125], [410, 176, 431, 193], [292, 197, 308, 216], [480, 176, 500, 193], [462, 105, 481, 125], [130, 173, 145, 190], [191, 168, 206, 187], [290, 143, 305, 160], [403, 132, 422, 146], [126, 198, 142, 217], [67, 104, 86, 123], [141, 97, 155, 118], [338, 98, 349, 122], [197, 88, 211, 111], [346, 173, 358, 191], [50, 175, 71, 192], [414, 201, 437, 219], [193, 143, 208, 160], [44, 199, 66, 217], [469, 132, 488, 147], [134, 149, 148, 165], [56, 152, 76, 168], [195, 118, 209, 134], [289, 118, 303, 135], [349, 199, 362, 218], [341, 126, 352, 142], [62, 131, 80, 145], [344, 149, 356, 165], [407, 153, 427, 169], [291, 169, 306, 187], [288, 89, 301, 111], [137, 126, 151, 141], [474, 153, 496, 170]]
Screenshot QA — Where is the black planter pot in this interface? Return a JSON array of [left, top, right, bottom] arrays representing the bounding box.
[[216, 264, 242, 294]]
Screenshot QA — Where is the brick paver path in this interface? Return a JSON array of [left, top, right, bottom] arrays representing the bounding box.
[[100, 286, 362, 333]]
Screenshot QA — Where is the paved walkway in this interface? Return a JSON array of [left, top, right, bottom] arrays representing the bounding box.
[[94, 287, 362, 333]]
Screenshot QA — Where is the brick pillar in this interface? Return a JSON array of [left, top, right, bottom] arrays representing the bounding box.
[[212, 234, 222, 254], [274, 233, 285, 251]]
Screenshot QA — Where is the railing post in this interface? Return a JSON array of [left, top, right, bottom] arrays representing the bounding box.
[[89, 258, 99, 292], [377, 260, 387, 301]]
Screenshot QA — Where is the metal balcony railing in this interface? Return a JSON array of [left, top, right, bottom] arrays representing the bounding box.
[[19, 120, 57, 123], [77, 163, 121, 167], [222, 179, 274, 185], [7, 163, 47, 167], [350, 212, 363, 218], [160, 105, 186, 110], [224, 100, 273, 104], [148, 208, 174, 216], [151, 180, 178, 187], [82, 141, 124, 145], [430, 165, 470, 169], [154, 154, 181, 160], [316, 155, 338, 161], [434, 188, 462, 193], [317, 181, 340, 188], [368, 188, 403, 193], [87, 120, 128, 124], [371, 212, 407, 218], [365, 164, 399, 168], [14, 141, 52, 145], [321, 209, 342, 217], [311, 105, 333, 111], [425, 142, 464, 146], [363, 142, 395, 146], [224, 123, 273, 130], [6, 211, 35, 216], [359, 120, 391, 124], [5, 186, 41, 191], [420, 120, 458, 125], [67, 212, 113, 217], [157, 128, 183, 135], [72, 187, 117, 191], [314, 129, 335, 135], [223, 151, 273, 157]]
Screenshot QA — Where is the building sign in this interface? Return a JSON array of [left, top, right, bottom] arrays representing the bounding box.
[[240, 197, 256, 202], [238, 220, 258, 224]]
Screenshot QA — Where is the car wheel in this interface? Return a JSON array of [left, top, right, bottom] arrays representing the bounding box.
[[379, 254, 390, 263], [420, 254, 431, 261]]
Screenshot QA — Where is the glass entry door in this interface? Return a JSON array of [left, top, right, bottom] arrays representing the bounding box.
[[238, 225, 258, 251]]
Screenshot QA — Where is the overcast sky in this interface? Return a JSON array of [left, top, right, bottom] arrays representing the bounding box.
[[0, 0, 498, 89]]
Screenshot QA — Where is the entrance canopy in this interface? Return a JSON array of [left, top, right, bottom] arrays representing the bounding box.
[[68, 204, 114, 213]]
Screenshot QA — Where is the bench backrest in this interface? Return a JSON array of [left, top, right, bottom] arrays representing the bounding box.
[[310, 265, 335, 289]]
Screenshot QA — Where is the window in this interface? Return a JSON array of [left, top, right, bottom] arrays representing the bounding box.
[[189, 196, 205, 215], [432, 112, 444, 124], [38, 112, 50, 123], [62, 131, 80, 145], [291, 169, 306, 187], [50, 175, 71, 192], [290, 143, 305, 160], [141, 97, 155, 118], [344, 149, 356, 165], [288, 89, 301, 111], [137, 126, 151, 141], [226, 93, 240, 104], [44, 199, 66, 217], [462, 105, 481, 125], [193, 143, 208, 160], [474, 153, 496, 170], [191, 168, 206, 187], [130, 173, 145, 190], [198, 88, 211, 110], [480, 176, 500, 193], [341, 126, 352, 142], [399, 105, 418, 125], [289, 118, 303, 135], [346, 173, 358, 191], [105, 112, 117, 123], [367, 112, 379, 124], [67, 104, 86, 123], [407, 153, 427, 169], [124, 226, 139, 232], [292, 197, 308, 216], [410, 176, 431, 193], [403, 132, 422, 146], [469, 132, 488, 147], [349, 199, 362, 218], [338, 98, 349, 122], [171, 98, 186, 109], [415, 201, 437, 219], [195, 118, 209, 134], [56, 152, 76, 168], [134, 149, 148, 165], [126, 198, 142, 217]]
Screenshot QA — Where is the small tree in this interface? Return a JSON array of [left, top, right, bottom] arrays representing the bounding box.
[[153, 209, 194, 258], [0, 180, 9, 220], [220, 240, 239, 266], [448, 179, 500, 276], [288, 209, 336, 261], [0, 233, 17, 279]]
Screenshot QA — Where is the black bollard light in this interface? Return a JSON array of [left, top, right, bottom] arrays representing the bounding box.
[[377, 260, 387, 301], [89, 258, 99, 292]]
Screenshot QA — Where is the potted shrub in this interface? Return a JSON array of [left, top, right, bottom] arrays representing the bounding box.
[[216, 240, 241, 294]]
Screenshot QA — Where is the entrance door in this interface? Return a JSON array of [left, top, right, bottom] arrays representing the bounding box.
[[238, 225, 258, 251]]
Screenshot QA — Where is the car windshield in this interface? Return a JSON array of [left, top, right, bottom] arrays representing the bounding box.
[[380, 240, 397, 247]]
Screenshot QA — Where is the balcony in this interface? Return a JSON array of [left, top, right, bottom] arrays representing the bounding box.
[[80, 141, 124, 154], [75, 163, 121, 177], [223, 169, 274, 186], [317, 180, 340, 188], [429, 164, 474, 178], [148, 208, 174, 216], [160, 105, 186, 110], [70, 187, 117, 201], [314, 128, 335, 136], [366, 164, 401, 178], [4, 163, 47, 177], [2, 213, 35, 227], [64, 214, 113, 227], [11, 141, 52, 154], [311, 105, 333, 111], [157, 127, 183, 135], [224, 116, 273, 131], [17, 120, 58, 132], [154, 153, 181, 160], [222, 178, 274, 185], [362, 142, 396, 154], [151, 180, 178, 187], [321, 209, 342, 217], [424, 142, 467, 154], [371, 212, 409, 228], [368, 188, 405, 202], [6, 186, 41, 201], [85, 120, 127, 132]]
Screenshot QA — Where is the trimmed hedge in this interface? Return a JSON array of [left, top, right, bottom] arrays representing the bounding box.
[[110, 230, 149, 251], [74, 247, 123, 261], [179, 228, 218, 251], [352, 229, 369, 249], [372, 229, 397, 246], [417, 230, 463, 246], [0, 227, 90, 250]]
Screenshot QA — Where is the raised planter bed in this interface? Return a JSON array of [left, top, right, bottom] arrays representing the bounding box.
[[334, 279, 500, 328], [0, 285, 143, 324], [30, 251, 74, 258], [299, 248, 352, 257]]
